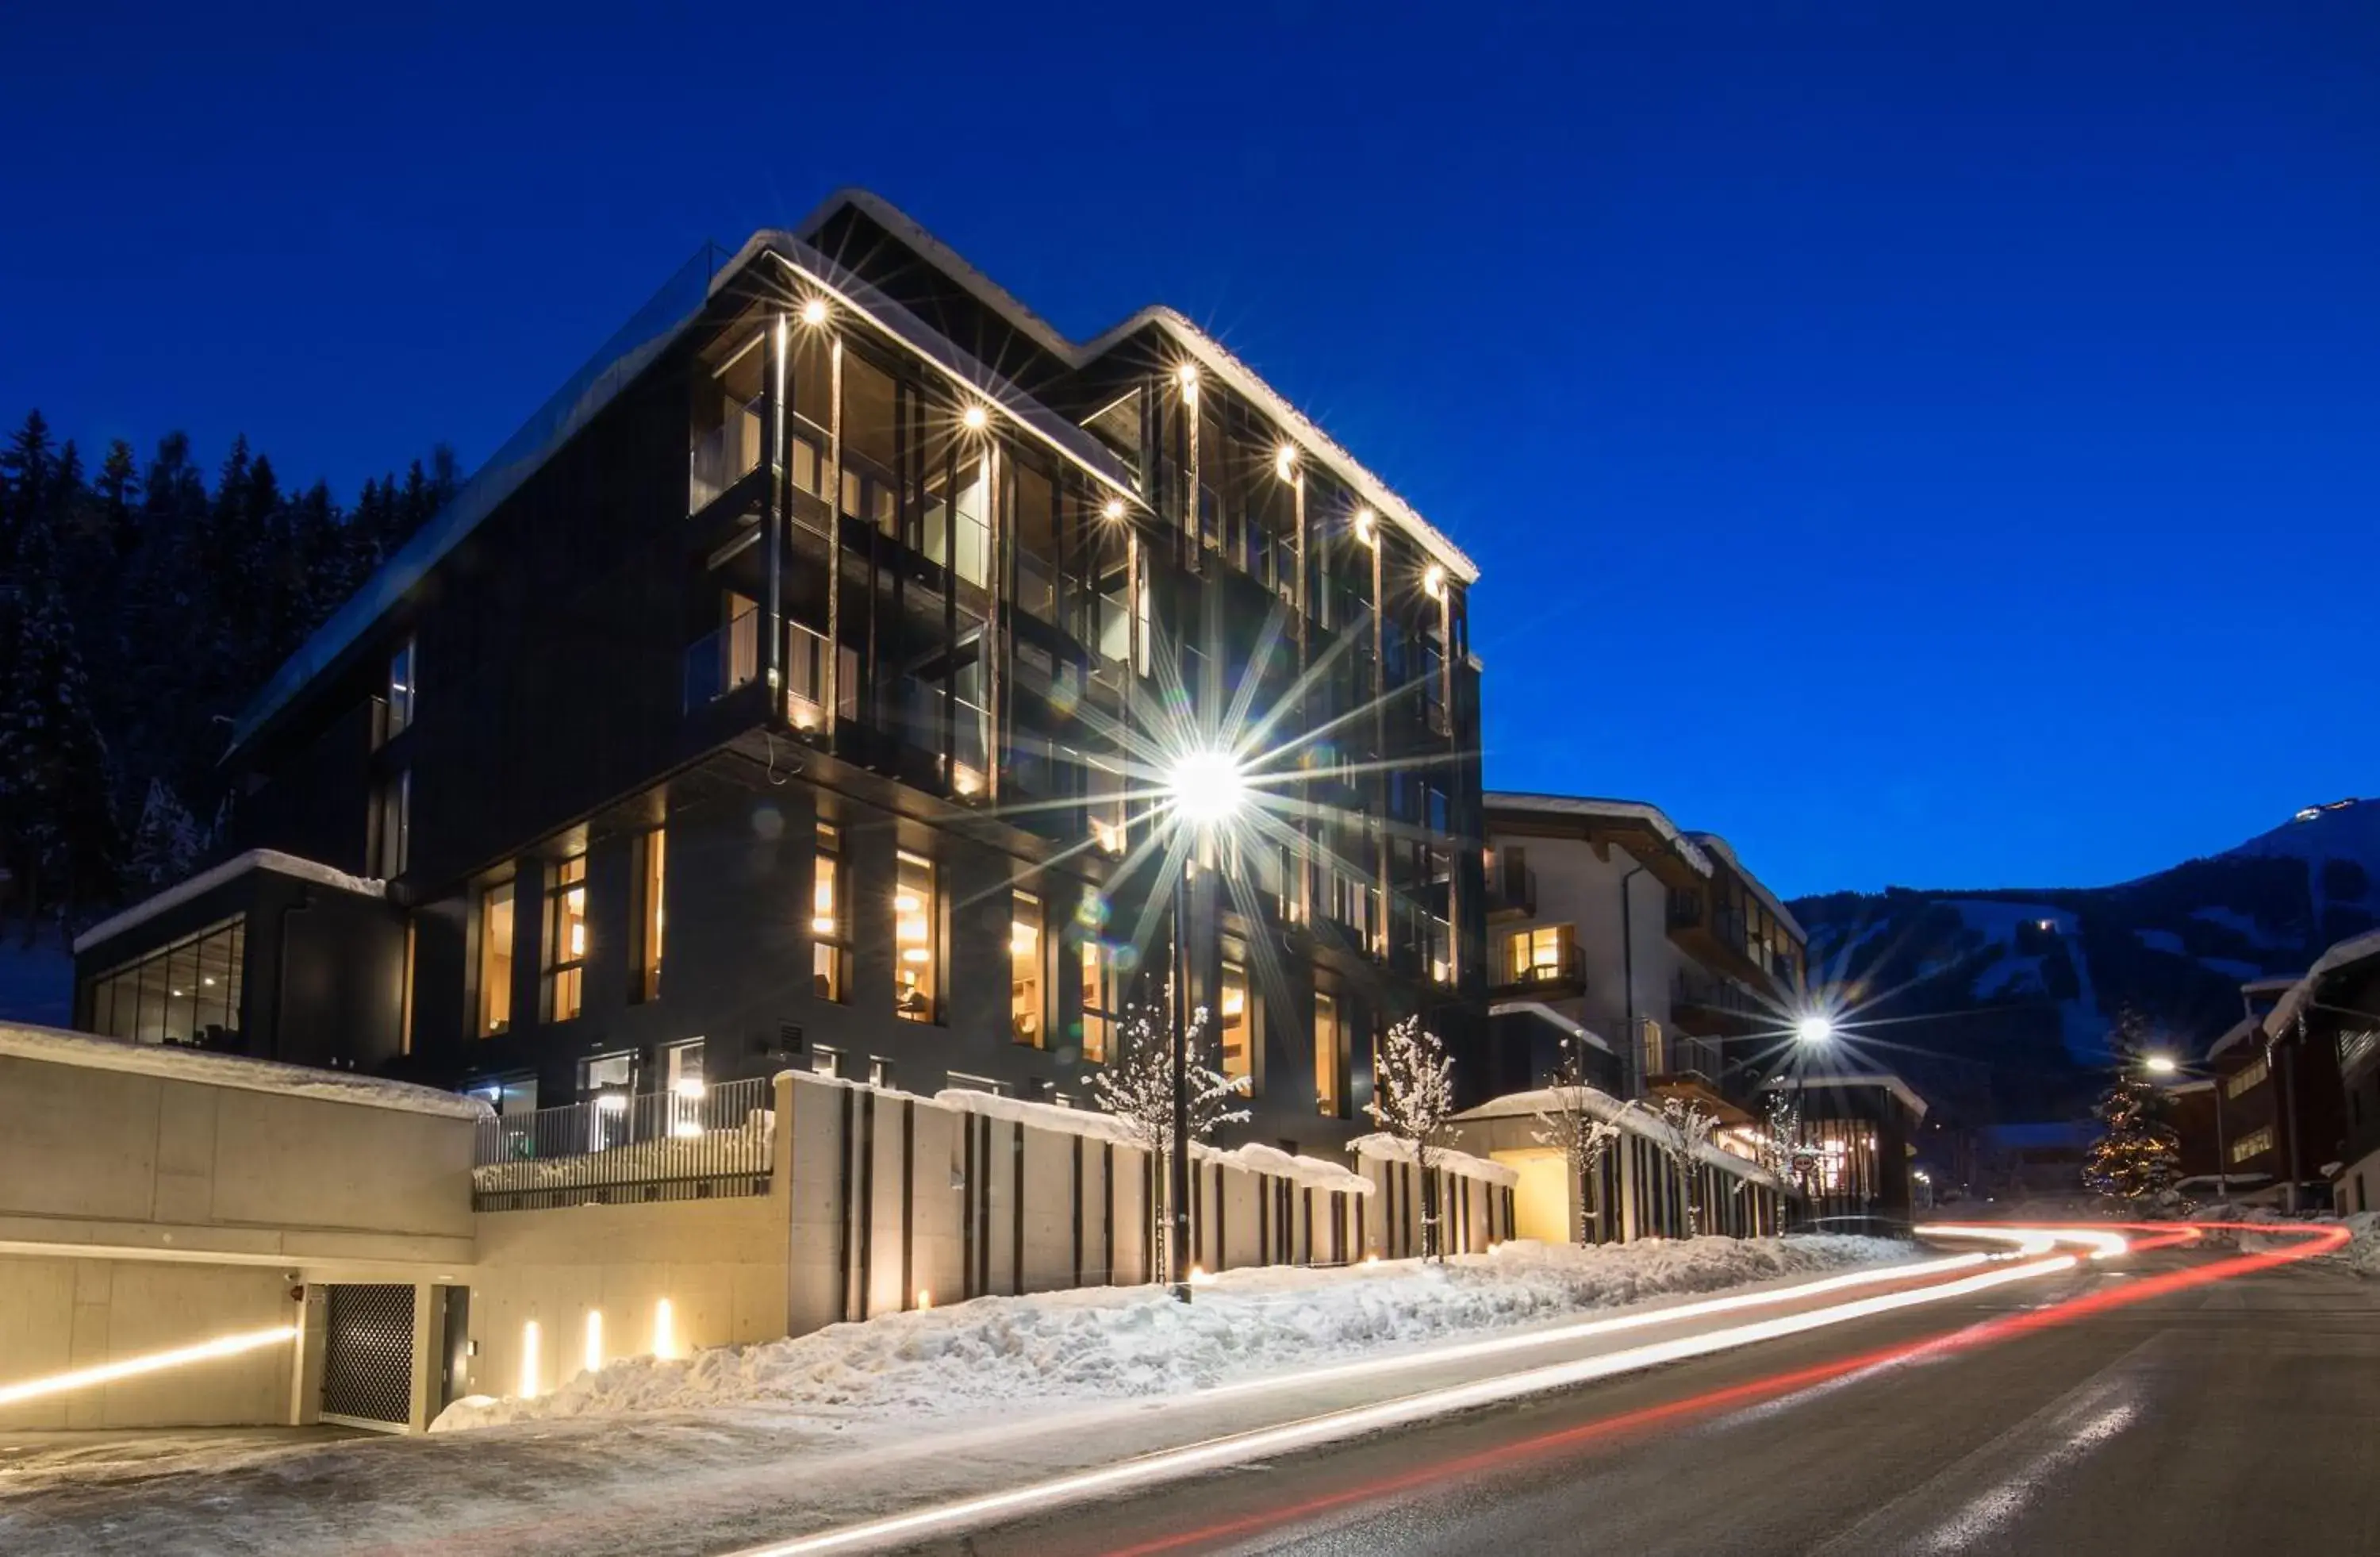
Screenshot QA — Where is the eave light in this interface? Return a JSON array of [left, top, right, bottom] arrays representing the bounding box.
[[1102, 498, 1126, 521], [1274, 444, 1298, 481], [962, 404, 988, 432], [799, 298, 829, 327], [1353, 508, 1377, 546], [1422, 563, 1446, 599]]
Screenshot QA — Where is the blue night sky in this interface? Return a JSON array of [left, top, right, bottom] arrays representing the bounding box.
[[4, 2, 2374, 898]]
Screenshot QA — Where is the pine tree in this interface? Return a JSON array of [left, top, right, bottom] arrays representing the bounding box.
[[1530, 1035, 1622, 1244], [2081, 1076, 2180, 1204], [1368, 1017, 1458, 1260], [0, 504, 118, 938], [127, 778, 206, 889], [1093, 1001, 1249, 1284]]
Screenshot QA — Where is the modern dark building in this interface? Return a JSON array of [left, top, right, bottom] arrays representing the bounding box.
[[71, 189, 1487, 1160]]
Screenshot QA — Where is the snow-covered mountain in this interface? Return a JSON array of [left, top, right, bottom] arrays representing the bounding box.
[[1791, 799, 2380, 1123]]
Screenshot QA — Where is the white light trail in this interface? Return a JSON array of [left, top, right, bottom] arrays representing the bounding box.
[[1916, 1225, 2130, 1261], [0, 1324, 298, 1409], [725, 1255, 2078, 1556]]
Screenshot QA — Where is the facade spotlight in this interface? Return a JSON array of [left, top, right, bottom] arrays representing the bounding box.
[[1165, 749, 1246, 827], [799, 298, 828, 327], [1422, 563, 1446, 599], [1795, 1014, 1834, 1046], [1102, 497, 1126, 521], [962, 404, 988, 431], [1176, 363, 1200, 391], [1353, 507, 1377, 546], [1274, 444, 1298, 481]]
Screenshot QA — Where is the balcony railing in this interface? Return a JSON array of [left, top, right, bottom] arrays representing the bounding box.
[[472, 1075, 775, 1212], [689, 397, 763, 515], [682, 605, 760, 711], [1493, 943, 1586, 997], [1642, 1025, 1725, 1084], [1674, 968, 1768, 1022], [1485, 853, 1537, 920]]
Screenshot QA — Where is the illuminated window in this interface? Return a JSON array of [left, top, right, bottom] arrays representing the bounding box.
[[2230, 1124, 2275, 1164], [478, 881, 514, 1036], [631, 828, 666, 1004], [1011, 892, 1045, 1046], [84, 915, 244, 1047], [543, 855, 588, 1023], [1081, 939, 1115, 1064], [895, 851, 937, 1023], [2225, 1057, 2269, 1099], [1314, 990, 1345, 1118], [1505, 925, 1575, 986], [812, 823, 848, 1001], [1219, 951, 1256, 1090]]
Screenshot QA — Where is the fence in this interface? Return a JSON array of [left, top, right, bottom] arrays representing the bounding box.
[[472, 1075, 776, 1211]]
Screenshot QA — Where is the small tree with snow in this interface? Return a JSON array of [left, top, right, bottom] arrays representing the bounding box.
[[1531, 1036, 1621, 1245], [1368, 1016, 1458, 1260], [1633, 1095, 1721, 1238], [2081, 1075, 2180, 1205], [1753, 1090, 1819, 1203], [127, 778, 205, 890], [1093, 1001, 1247, 1284]]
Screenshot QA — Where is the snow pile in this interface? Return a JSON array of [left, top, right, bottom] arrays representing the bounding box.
[[433, 1232, 1909, 1434], [0, 1022, 490, 1120], [1349, 1132, 1519, 1187]]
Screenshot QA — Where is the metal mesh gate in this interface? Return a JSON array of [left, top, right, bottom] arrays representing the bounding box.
[[321, 1284, 416, 1427]]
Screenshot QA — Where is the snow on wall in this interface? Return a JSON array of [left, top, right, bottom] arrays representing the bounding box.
[[73, 849, 387, 955], [1455, 1087, 1780, 1183], [0, 1022, 490, 1121], [1349, 1133, 1519, 1188]]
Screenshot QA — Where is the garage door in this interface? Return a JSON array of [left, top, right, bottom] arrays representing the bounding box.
[[321, 1283, 416, 1428]]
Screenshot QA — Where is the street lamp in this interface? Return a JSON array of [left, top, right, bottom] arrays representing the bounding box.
[[1161, 748, 1249, 1301], [2136, 1051, 2221, 1197], [2142, 1053, 2178, 1076], [1789, 1012, 1836, 1218]]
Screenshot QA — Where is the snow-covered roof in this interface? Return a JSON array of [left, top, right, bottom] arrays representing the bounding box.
[[1483, 793, 1715, 877], [1452, 1086, 1779, 1182], [1211, 1142, 1372, 1196], [1756, 1072, 1929, 1121], [2206, 1014, 2263, 1059], [1488, 1001, 1613, 1055], [2263, 927, 2380, 1036], [1687, 833, 1806, 944], [1349, 1133, 1519, 1187], [75, 850, 386, 957], [0, 1022, 490, 1121], [796, 188, 1479, 585]]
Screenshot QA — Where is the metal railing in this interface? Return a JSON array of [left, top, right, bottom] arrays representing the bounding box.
[[1493, 942, 1585, 995], [472, 1075, 775, 1211]]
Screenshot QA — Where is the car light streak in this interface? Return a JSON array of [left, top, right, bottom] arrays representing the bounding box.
[[724, 1256, 2076, 1556], [1916, 1224, 2132, 1259]]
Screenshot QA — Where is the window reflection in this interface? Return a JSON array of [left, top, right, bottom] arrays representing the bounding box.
[[85, 916, 244, 1049]]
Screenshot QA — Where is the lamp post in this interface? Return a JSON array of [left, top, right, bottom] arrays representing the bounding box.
[[1162, 748, 1246, 1302], [2141, 1051, 2225, 1199], [1792, 1013, 1833, 1217]]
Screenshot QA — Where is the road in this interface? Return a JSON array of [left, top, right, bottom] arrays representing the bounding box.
[[882, 1241, 2380, 1556]]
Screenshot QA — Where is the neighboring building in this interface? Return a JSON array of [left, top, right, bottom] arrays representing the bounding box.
[[1476, 794, 1808, 1117], [1762, 1072, 1928, 1232], [71, 188, 1485, 1162], [2199, 957, 2351, 1214]]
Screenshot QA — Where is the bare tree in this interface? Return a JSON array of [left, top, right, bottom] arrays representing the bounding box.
[[1093, 1001, 1247, 1284], [1530, 1035, 1622, 1244], [1633, 1094, 1722, 1238], [1368, 1015, 1458, 1260], [1753, 1090, 1818, 1204]]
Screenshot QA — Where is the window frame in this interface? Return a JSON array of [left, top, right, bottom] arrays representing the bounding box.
[[894, 849, 939, 1024], [812, 822, 849, 1003], [543, 854, 589, 1025], [478, 878, 516, 1037]]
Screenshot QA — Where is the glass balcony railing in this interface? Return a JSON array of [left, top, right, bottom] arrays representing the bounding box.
[[689, 398, 762, 515], [786, 621, 828, 732], [682, 605, 759, 711]]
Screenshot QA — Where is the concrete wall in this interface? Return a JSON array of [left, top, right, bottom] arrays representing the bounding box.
[[1492, 833, 1684, 1084], [0, 1038, 478, 1270], [0, 1255, 299, 1430]]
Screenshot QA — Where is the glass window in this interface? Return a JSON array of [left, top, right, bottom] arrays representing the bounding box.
[[582, 1051, 634, 1151], [1506, 925, 1575, 985], [386, 638, 415, 739], [895, 851, 937, 1022], [1315, 990, 1345, 1118], [400, 920, 416, 1056], [1219, 952, 1255, 1090], [84, 915, 245, 1049], [2225, 1057, 2269, 1098], [664, 1040, 705, 1136], [2230, 1124, 2274, 1163], [1081, 938, 1114, 1064], [1012, 892, 1044, 1047], [371, 768, 411, 878], [543, 855, 587, 1023], [812, 823, 848, 1001], [632, 828, 666, 1004], [479, 880, 515, 1036]]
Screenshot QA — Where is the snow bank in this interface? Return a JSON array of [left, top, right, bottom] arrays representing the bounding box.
[[1349, 1132, 1519, 1187], [932, 1086, 1143, 1148], [1458, 1086, 1778, 1183], [433, 1232, 1909, 1434], [1214, 1142, 1370, 1195]]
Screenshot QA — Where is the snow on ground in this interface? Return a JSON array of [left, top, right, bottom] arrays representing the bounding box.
[[436, 1234, 1909, 1434]]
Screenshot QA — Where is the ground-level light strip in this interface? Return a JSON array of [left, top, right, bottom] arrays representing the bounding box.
[[0, 1324, 298, 1410]]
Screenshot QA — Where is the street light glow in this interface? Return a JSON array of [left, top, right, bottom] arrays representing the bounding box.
[[1795, 1014, 1834, 1045], [1165, 750, 1246, 827], [2143, 1054, 2178, 1075]]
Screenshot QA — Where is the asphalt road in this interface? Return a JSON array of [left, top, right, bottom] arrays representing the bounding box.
[[920, 1248, 2380, 1557]]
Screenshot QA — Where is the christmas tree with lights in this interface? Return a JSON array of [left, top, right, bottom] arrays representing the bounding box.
[[2081, 1075, 2181, 1203]]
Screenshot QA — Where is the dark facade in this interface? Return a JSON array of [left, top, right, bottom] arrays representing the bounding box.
[[71, 191, 1487, 1162], [1766, 1074, 1925, 1232], [2201, 968, 2351, 1210]]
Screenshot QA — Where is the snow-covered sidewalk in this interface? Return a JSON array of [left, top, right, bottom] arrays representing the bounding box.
[[0, 1236, 1915, 1557]]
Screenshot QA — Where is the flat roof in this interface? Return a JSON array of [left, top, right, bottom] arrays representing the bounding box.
[[75, 850, 386, 957]]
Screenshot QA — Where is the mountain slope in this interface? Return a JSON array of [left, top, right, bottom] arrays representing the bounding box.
[[1791, 799, 2378, 1124]]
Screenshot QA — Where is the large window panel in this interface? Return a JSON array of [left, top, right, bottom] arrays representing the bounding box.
[[479, 879, 515, 1036], [543, 856, 587, 1024], [894, 851, 938, 1023], [83, 916, 244, 1049], [1012, 892, 1044, 1047], [812, 822, 849, 1001]]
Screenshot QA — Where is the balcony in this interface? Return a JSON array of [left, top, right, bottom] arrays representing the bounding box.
[[472, 1076, 776, 1212], [682, 603, 760, 711], [1491, 942, 1585, 1000], [1484, 852, 1537, 921], [689, 397, 763, 517], [1673, 968, 1773, 1036]]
